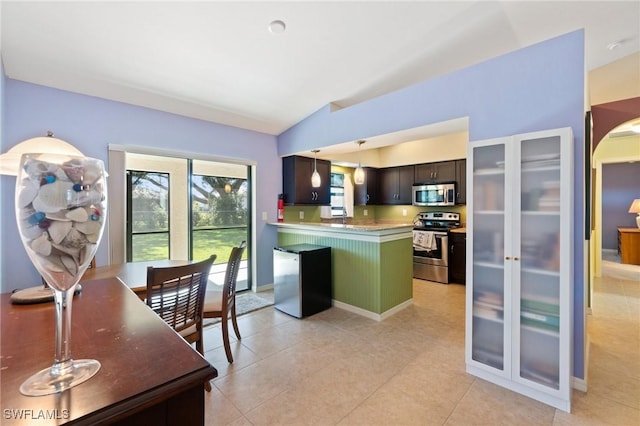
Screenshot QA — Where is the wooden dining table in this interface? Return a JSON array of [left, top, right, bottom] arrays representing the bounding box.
[[1, 277, 217, 425], [81, 260, 195, 299]]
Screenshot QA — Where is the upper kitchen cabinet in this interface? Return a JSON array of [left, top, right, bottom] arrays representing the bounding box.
[[455, 159, 466, 204], [414, 160, 456, 184], [282, 155, 331, 205], [466, 127, 573, 412], [379, 165, 414, 205], [354, 167, 380, 205]]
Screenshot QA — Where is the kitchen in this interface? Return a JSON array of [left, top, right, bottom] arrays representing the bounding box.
[[272, 128, 469, 318]]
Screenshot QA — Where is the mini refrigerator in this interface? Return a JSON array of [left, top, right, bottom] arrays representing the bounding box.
[[273, 244, 331, 318]]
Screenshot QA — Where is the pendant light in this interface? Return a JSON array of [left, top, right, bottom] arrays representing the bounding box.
[[354, 140, 366, 185], [311, 149, 321, 188]]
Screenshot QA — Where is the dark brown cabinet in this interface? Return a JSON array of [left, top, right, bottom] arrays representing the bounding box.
[[379, 165, 414, 205], [354, 167, 380, 205], [448, 231, 466, 284], [455, 159, 466, 205], [414, 161, 456, 184], [282, 155, 331, 205]]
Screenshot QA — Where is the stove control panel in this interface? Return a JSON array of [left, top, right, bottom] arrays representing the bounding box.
[[414, 211, 460, 230]]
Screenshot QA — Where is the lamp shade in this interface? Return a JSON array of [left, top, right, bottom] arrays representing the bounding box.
[[311, 170, 321, 187], [0, 136, 84, 176], [629, 199, 640, 214], [354, 166, 365, 185]]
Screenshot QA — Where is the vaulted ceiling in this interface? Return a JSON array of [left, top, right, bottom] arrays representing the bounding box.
[[1, 1, 639, 137]]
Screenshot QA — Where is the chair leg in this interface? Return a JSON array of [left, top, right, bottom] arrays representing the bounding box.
[[221, 315, 234, 363], [230, 303, 241, 340]]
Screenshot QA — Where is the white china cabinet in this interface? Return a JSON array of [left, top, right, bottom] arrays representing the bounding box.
[[465, 127, 573, 412]]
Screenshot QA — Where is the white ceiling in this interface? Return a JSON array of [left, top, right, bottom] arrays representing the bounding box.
[[1, 1, 639, 145]]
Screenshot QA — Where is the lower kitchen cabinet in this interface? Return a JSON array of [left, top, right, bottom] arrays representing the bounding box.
[[465, 127, 573, 412], [448, 230, 466, 284]]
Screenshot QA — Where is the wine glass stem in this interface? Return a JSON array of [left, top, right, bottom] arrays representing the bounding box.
[[52, 287, 76, 376]]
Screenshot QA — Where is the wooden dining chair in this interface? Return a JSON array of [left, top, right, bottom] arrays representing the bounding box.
[[146, 255, 216, 391], [203, 241, 247, 363]]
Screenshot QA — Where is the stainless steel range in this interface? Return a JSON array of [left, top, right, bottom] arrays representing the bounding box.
[[413, 212, 461, 283]]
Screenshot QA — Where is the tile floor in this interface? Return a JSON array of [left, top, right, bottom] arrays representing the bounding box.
[[201, 264, 639, 425]]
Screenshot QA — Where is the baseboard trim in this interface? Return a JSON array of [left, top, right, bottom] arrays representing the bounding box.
[[332, 298, 413, 321], [572, 376, 588, 392], [255, 283, 274, 292], [572, 333, 590, 392]]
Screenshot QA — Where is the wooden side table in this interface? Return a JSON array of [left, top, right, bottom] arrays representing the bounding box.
[[617, 227, 640, 266]]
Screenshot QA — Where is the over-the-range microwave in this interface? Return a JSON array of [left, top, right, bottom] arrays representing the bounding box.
[[412, 182, 456, 206]]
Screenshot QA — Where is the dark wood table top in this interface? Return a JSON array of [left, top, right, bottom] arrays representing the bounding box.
[[0, 277, 217, 425], [81, 260, 193, 297]]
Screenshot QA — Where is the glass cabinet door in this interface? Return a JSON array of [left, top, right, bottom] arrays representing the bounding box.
[[517, 134, 562, 389], [470, 142, 508, 371]]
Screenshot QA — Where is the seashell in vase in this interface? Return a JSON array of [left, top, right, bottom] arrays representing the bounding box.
[[47, 220, 73, 245], [17, 179, 39, 208], [61, 159, 85, 183], [31, 232, 52, 256], [65, 207, 89, 222], [32, 180, 74, 213]]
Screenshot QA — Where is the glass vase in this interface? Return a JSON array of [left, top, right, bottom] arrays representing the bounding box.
[[15, 153, 107, 396]]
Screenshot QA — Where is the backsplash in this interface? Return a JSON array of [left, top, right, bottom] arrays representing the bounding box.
[[283, 205, 466, 225]]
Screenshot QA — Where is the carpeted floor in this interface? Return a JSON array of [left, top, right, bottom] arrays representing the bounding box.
[[203, 289, 274, 327]]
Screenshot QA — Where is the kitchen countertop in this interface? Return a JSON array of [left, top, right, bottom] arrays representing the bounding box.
[[269, 222, 414, 239], [450, 227, 467, 233]]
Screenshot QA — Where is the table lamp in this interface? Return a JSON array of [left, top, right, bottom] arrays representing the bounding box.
[[629, 199, 640, 228]]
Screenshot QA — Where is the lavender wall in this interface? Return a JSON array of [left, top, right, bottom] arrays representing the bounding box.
[[1, 80, 280, 292], [0, 59, 5, 291], [602, 162, 640, 249], [279, 30, 586, 379]]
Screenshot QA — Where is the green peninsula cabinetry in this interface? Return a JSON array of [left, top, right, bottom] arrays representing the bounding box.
[[272, 222, 413, 319]]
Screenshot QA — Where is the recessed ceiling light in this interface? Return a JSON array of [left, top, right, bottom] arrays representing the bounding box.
[[268, 20, 286, 34], [606, 41, 621, 50]]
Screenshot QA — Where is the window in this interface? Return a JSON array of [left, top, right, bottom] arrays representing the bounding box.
[[330, 173, 346, 217], [127, 171, 170, 261], [120, 151, 251, 291]]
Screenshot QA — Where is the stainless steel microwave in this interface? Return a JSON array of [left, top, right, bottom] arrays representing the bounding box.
[[412, 182, 456, 206]]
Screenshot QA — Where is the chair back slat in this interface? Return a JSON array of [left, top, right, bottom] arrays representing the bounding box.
[[146, 255, 216, 334], [222, 241, 247, 311]]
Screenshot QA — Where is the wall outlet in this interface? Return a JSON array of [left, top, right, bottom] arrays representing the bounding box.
[[363, 209, 368, 216], [261, 211, 268, 221], [299, 211, 304, 220], [402, 209, 407, 217]]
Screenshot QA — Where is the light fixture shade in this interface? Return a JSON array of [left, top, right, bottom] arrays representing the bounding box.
[[311, 170, 321, 187], [311, 149, 321, 187], [354, 166, 365, 185], [629, 199, 640, 214], [0, 136, 84, 176]]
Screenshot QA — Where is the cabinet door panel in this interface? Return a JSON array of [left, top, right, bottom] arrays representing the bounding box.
[[397, 165, 414, 204], [469, 141, 507, 374], [354, 167, 379, 205], [516, 132, 563, 389], [456, 159, 466, 204], [379, 168, 399, 204], [434, 161, 456, 182]]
